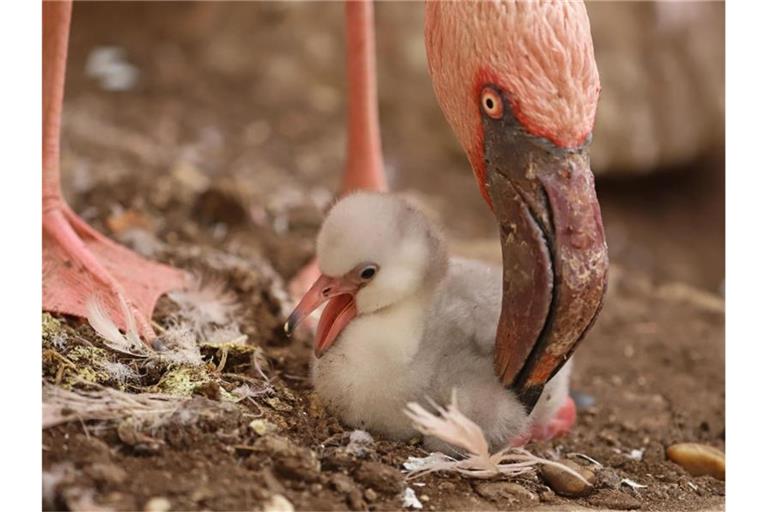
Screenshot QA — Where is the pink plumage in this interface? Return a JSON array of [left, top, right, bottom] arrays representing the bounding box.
[[425, 0, 600, 203]]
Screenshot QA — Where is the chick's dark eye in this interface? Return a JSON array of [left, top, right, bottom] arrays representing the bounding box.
[[360, 266, 377, 280]]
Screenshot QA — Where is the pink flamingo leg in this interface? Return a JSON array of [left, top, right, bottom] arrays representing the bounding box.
[[339, 0, 387, 194], [42, 1, 188, 341], [290, 0, 387, 300]]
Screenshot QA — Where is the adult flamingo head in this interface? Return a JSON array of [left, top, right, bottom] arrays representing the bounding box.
[[425, 0, 608, 411]]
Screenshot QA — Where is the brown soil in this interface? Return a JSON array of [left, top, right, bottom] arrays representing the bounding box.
[[43, 3, 725, 511]]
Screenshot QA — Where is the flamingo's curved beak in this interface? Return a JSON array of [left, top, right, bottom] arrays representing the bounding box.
[[284, 275, 360, 357], [482, 93, 609, 412]]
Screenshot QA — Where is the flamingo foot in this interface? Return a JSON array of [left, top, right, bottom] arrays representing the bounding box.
[[43, 203, 189, 341]]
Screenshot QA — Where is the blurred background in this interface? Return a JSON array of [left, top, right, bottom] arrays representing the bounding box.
[[61, 1, 724, 294]]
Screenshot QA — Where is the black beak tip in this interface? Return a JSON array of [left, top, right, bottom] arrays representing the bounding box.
[[514, 383, 545, 415], [283, 312, 299, 337]]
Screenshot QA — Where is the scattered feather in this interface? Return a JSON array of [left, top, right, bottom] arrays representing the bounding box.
[[164, 280, 252, 366], [51, 332, 69, 351], [567, 452, 604, 468], [85, 46, 139, 91], [86, 297, 147, 357], [251, 346, 270, 381], [403, 390, 591, 482], [117, 228, 165, 257], [628, 448, 645, 461], [345, 430, 374, 456], [155, 323, 202, 366], [230, 383, 270, 402], [205, 324, 247, 345], [403, 453, 448, 472], [98, 361, 138, 383], [402, 488, 423, 510], [621, 478, 648, 491], [168, 279, 238, 334]]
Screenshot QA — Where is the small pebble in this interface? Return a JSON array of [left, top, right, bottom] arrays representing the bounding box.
[[143, 497, 171, 512], [117, 420, 163, 454], [85, 463, 127, 485], [106, 210, 153, 235], [588, 489, 641, 510], [249, 419, 275, 436], [438, 481, 456, 492], [263, 494, 294, 512], [474, 481, 538, 503], [667, 443, 725, 480], [330, 473, 356, 494], [171, 160, 209, 193], [540, 460, 596, 497], [265, 396, 293, 412], [355, 461, 403, 494], [539, 488, 556, 503], [192, 183, 249, 226], [364, 488, 378, 502], [273, 453, 321, 482]]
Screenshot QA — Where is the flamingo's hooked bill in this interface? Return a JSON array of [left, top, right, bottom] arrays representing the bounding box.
[[284, 274, 360, 357], [482, 90, 609, 413]]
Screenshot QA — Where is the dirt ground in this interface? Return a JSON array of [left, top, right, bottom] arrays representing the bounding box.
[[43, 3, 725, 511]]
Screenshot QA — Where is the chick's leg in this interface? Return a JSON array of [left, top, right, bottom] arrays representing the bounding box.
[[42, 0, 188, 341], [289, 0, 387, 300]]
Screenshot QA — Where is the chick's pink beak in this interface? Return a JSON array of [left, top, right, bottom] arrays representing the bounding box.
[[284, 274, 359, 357]]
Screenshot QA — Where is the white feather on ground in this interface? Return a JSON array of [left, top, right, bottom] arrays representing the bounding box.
[[154, 321, 203, 365], [204, 324, 247, 345], [229, 383, 271, 403], [621, 478, 648, 491], [402, 488, 424, 509], [403, 391, 592, 483], [86, 297, 148, 357], [116, 228, 165, 257], [168, 279, 238, 335], [50, 332, 68, 351], [98, 361, 139, 384], [84, 277, 254, 367], [345, 430, 375, 456]]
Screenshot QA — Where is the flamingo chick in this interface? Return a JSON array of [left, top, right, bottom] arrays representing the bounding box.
[[286, 192, 574, 449]]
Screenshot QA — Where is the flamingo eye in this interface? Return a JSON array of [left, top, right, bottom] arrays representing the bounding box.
[[481, 87, 503, 119], [358, 264, 378, 281]]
